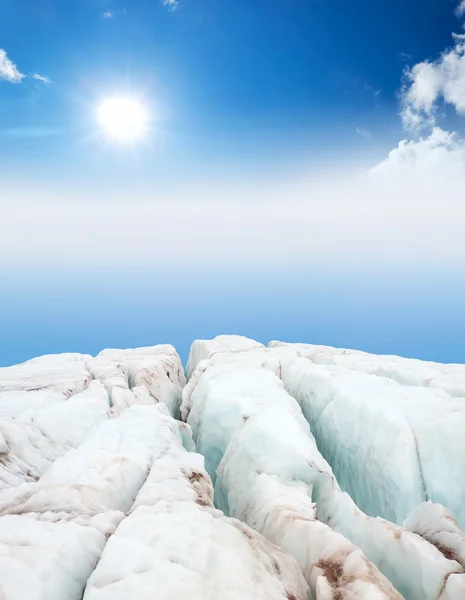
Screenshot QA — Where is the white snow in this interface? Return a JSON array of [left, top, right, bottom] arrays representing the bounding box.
[[184, 339, 403, 598], [0, 344, 185, 492], [274, 350, 465, 528], [0, 379, 308, 600], [0, 353, 92, 396], [0, 405, 176, 525], [185, 334, 265, 380], [83, 403, 309, 600], [87, 344, 185, 417], [270, 341, 465, 398], [2, 339, 465, 600], [0, 516, 106, 600], [404, 502, 465, 569], [312, 472, 463, 600], [0, 381, 110, 490]]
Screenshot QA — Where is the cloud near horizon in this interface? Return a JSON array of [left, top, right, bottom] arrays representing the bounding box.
[[1, 146, 463, 271]]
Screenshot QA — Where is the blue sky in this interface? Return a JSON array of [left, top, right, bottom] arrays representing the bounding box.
[[0, 0, 460, 180], [1, 0, 465, 366]]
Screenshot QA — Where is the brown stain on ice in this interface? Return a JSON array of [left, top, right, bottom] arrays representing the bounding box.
[[272, 558, 281, 575], [314, 550, 402, 599], [438, 570, 465, 598], [186, 470, 214, 508], [188, 471, 203, 483]]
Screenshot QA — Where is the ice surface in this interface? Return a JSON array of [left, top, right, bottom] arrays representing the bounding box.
[[312, 472, 463, 600], [87, 344, 185, 417], [84, 503, 308, 600], [0, 385, 308, 600], [0, 515, 106, 600], [186, 337, 465, 599], [2, 340, 465, 600], [275, 351, 465, 528], [83, 403, 309, 600], [0, 405, 175, 525], [270, 341, 465, 398], [404, 502, 465, 569], [185, 334, 265, 380], [184, 340, 403, 598], [0, 382, 110, 490], [0, 353, 92, 396]]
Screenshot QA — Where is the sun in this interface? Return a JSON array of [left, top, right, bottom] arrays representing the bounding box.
[[97, 96, 149, 143]]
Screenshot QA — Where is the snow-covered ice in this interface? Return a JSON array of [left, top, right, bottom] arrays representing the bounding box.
[[0, 405, 176, 525], [269, 341, 465, 398], [184, 338, 404, 598], [0, 382, 110, 490], [184, 336, 465, 599], [0, 355, 308, 600], [1, 338, 465, 600], [0, 353, 92, 396], [87, 344, 185, 417], [0, 344, 185, 491], [0, 515, 106, 600], [185, 334, 265, 380], [83, 403, 309, 600], [273, 347, 465, 528]]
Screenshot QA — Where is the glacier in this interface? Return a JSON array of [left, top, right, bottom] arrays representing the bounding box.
[[0, 337, 465, 599]]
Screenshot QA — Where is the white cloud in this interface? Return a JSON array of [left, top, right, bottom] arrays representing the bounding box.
[[370, 127, 465, 177], [163, 0, 180, 11], [457, 0, 465, 16], [0, 48, 25, 83], [401, 34, 465, 130], [32, 73, 51, 84], [103, 11, 113, 18]]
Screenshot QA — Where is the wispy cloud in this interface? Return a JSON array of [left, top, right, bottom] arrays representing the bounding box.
[[32, 73, 51, 84], [362, 81, 380, 98], [0, 48, 25, 83], [163, 0, 181, 11], [398, 51, 413, 63], [356, 127, 372, 139], [103, 10, 113, 18]]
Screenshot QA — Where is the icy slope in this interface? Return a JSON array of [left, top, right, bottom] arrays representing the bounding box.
[[0, 516, 106, 600], [0, 345, 185, 490], [272, 346, 465, 527], [87, 344, 185, 418], [0, 347, 308, 600], [184, 336, 465, 599], [83, 406, 308, 600], [2, 338, 465, 600], [0, 382, 110, 489], [183, 340, 403, 599], [185, 334, 265, 380], [269, 341, 465, 398]]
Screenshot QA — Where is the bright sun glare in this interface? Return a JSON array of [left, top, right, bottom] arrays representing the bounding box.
[[97, 97, 149, 143]]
